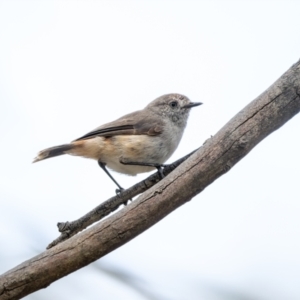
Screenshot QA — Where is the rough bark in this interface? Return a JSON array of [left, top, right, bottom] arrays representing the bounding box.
[[47, 149, 198, 249], [1, 60, 300, 300]]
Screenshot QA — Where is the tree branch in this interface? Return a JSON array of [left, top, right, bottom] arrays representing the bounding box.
[[1, 60, 300, 300], [47, 149, 198, 249]]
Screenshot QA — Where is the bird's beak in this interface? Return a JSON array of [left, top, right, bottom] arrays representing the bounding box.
[[182, 102, 203, 109]]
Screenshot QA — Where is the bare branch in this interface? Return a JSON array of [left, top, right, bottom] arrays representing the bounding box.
[[1, 60, 300, 300], [47, 149, 198, 249]]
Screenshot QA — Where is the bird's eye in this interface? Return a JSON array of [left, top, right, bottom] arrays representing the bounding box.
[[169, 101, 178, 108]]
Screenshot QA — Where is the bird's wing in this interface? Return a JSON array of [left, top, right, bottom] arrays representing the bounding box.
[[73, 110, 164, 141]]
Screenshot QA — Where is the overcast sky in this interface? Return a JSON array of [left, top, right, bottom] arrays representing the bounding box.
[[1, 1, 300, 299]]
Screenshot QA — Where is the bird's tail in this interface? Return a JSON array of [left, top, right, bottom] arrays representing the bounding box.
[[33, 144, 74, 163]]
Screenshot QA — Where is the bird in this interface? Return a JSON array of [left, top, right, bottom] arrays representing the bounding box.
[[33, 93, 202, 192]]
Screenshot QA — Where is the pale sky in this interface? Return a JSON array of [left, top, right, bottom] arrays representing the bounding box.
[[1, 1, 300, 299]]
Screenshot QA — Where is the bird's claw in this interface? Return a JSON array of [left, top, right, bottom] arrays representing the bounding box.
[[115, 187, 132, 206]]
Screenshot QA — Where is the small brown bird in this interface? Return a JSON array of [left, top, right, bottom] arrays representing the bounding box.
[[33, 93, 202, 191]]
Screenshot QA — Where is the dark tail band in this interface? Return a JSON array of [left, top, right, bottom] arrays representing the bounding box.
[[33, 144, 73, 163]]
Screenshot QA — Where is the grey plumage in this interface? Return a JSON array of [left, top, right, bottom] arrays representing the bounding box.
[[33, 93, 202, 177]]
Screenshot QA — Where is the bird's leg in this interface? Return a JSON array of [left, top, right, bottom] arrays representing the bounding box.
[[98, 160, 130, 205], [119, 158, 166, 179], [98, 161, 123, 192]]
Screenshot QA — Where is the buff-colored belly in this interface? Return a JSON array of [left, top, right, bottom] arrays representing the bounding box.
[[71, 135, 173, 176]]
